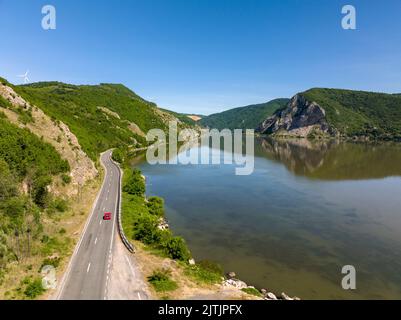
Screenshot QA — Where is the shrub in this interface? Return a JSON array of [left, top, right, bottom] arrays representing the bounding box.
[[112, 148, 125, 163], [132, 214, 161, 245], [147, 269, 178, 292], [40, 256, 61, 270], [24, 278, 45, 299], [163, 236, 191, 261], [48, 198, 69, 213], [147, 197, 164, 217], [61, 174, 71, 185], [123, 168, 145, 197]]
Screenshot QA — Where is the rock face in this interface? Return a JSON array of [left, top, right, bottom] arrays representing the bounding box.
[[257, 94, 334, 138]]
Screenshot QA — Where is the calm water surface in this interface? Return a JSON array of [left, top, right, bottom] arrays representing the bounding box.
[[135, 138, 401, 299]]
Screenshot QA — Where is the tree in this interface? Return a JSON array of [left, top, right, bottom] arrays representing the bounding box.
[[0, 159, 18, 201], [147, 197, 164, 217], [163, 236, 191, 261], [123, 169, 145, 197], [132, 214, 161, 245]]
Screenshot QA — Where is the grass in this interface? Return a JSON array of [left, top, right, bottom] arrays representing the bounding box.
[[241, 287, 263, 297], [184, 260, 224, 285], [147, 269, 178, 293]]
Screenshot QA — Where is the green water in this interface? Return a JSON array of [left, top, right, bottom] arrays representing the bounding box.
[[136, 138, 401, 299]]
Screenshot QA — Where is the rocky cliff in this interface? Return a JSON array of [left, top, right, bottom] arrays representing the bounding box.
[[256, 94, 334, 138], [257, 88, 401, 140]]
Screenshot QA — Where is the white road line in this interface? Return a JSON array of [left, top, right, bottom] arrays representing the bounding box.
[[95, 238, 98, 245], [100, 220, 102, 225], [87, 263, 91, 273], [124, 255, 136, 278], [137, 292, 141, 300]]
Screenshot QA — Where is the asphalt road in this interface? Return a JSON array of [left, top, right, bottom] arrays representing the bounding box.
[[58, 150, 120, 300]]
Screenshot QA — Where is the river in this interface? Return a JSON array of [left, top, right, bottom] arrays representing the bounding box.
[[135, 138, 401, 299]]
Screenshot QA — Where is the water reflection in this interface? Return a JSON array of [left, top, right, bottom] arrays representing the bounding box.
[[257, 138, 401, 180]]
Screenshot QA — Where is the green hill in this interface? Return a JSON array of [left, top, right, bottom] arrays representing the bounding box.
[[13, 82, 175, 160], [257, 89, 401, 140], [302, 88, 401, 139], [200, 99, 289, 130]]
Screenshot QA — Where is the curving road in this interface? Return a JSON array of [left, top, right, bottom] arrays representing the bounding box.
[[57, 150, 148, 300]]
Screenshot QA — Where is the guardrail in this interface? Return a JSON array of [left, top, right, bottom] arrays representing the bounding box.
[[110, 156, 135, 253]]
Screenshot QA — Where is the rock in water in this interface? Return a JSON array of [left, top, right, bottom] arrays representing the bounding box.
[[266, 292, 278, 300], [280, 292, 294, 300]]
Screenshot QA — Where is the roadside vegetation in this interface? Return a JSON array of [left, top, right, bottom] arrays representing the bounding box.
[[120, 163, 226, 298], [122, 168, 191, 262], [147, 269, 178, 293], [0, 113, 101, 300]]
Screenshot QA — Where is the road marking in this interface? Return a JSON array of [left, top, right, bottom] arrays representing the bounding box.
[[124, 255, 136, 278], [100, 220, 102, 225], [137, 292, 141, 300], [87, 263, 91, 273], [95, 237, 98, 245]]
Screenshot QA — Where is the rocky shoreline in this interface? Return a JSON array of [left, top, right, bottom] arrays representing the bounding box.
[[222, 272, 300, 301]]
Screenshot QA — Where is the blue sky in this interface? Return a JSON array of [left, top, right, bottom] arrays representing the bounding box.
[[0, 0, 400, 115]]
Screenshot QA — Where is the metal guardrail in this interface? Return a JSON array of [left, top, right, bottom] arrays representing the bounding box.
[[110, 156, 135, 253]]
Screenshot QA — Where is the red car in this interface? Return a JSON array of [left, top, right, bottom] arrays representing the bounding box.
[[103, 212, 112, 220]]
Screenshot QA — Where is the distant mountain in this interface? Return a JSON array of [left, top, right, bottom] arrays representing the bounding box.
[[200, 99, 289, 130], [257, 88, 401, 140]]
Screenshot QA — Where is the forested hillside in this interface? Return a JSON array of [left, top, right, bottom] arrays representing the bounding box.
[[302, 88, 401, 139], [13, 82, 176, 160], [200, 99, 289, 130]]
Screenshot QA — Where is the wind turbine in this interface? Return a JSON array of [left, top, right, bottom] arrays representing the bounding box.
[[18, 70, 30, 84]]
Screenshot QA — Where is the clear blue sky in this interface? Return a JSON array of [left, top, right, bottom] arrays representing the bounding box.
[[0, 0, 400, 115]]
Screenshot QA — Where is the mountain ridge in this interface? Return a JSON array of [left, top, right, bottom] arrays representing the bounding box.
[[200, 98, 289, 130]]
